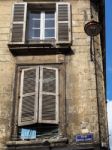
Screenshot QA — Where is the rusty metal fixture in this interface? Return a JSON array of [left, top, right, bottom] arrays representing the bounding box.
[[84, 20, 101, 36]]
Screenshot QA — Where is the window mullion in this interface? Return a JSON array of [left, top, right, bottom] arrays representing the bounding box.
[[55, 12, 56, 39], [40, 12, 45, 40], [35, 67, 39, 122]]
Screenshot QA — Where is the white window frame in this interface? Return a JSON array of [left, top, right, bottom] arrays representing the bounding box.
[[29, 11, 56, 40]]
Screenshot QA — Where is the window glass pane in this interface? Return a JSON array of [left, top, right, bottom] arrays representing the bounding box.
[[28, 12, 40, 40], [33, 20, 40, 28], [29, 29, 40, 40], [28, 29, 32, 40], [30, 13, 40, 19], [32, 29, 40, 38], [45, 13, 55, 19], [45, 29, 55, 38], [45, 20, 55, 28]]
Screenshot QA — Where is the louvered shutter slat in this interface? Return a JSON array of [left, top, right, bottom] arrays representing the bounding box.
[[42, 95, 56, 120], [39, 67, 59, 124], [56, 3, 71, 44], [12, 24, 23, 42], [13, 4, 25, 21], [18, 68, 39, 126], [10, 3, 27, 44], [21, 95, 35, 122]]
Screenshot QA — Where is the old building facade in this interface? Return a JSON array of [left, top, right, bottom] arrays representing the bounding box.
[[0, 0, 108, 150]]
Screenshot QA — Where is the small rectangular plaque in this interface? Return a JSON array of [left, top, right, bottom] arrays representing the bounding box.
[[75, 133, 93, 142]]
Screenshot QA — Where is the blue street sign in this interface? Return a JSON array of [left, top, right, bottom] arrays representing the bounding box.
[[75, 133, 93, 142]]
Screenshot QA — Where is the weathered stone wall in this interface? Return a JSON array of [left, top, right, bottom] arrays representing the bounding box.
[[0, 0, 15, 149], [65, 0, 99, 142], [0, 0, 108, 149]]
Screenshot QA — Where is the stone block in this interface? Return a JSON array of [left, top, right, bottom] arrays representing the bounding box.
[[0, 34, 9, 41], [72, 26, 84, 33], [0, 42, 9, 48], [0, 5, 12, 15], [0, 48, 9, 54], [72, 32, 88, 39], [72, 14, 84, 21], [0, 28, 10, 34]]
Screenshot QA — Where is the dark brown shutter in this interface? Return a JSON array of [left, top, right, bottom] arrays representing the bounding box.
[[56, 3, 71, 44], [39, 67, 59, 124], [18, 67, 39, 126], [10, 3, 27, 43]]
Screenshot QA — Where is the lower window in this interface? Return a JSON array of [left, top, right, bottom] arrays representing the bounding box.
[[16, 65, 59, 140]]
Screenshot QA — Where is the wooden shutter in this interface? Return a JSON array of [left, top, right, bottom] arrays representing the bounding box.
[[18, 67, 39, 126], [56, 3, 71, 44], [10, 3, 27, 44], [39, 67, 59, 124]]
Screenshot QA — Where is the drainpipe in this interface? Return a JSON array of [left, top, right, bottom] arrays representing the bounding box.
[[93, 38, 102, 150]]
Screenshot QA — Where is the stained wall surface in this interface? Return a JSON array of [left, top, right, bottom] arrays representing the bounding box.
[[0, 0, 108, 149]]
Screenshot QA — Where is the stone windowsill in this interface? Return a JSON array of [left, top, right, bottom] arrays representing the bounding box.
[[7, 137, 68, 147]]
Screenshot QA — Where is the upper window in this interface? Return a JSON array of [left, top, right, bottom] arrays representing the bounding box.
[[28, 11, 55, 41], [10, 2, 71, 45]]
